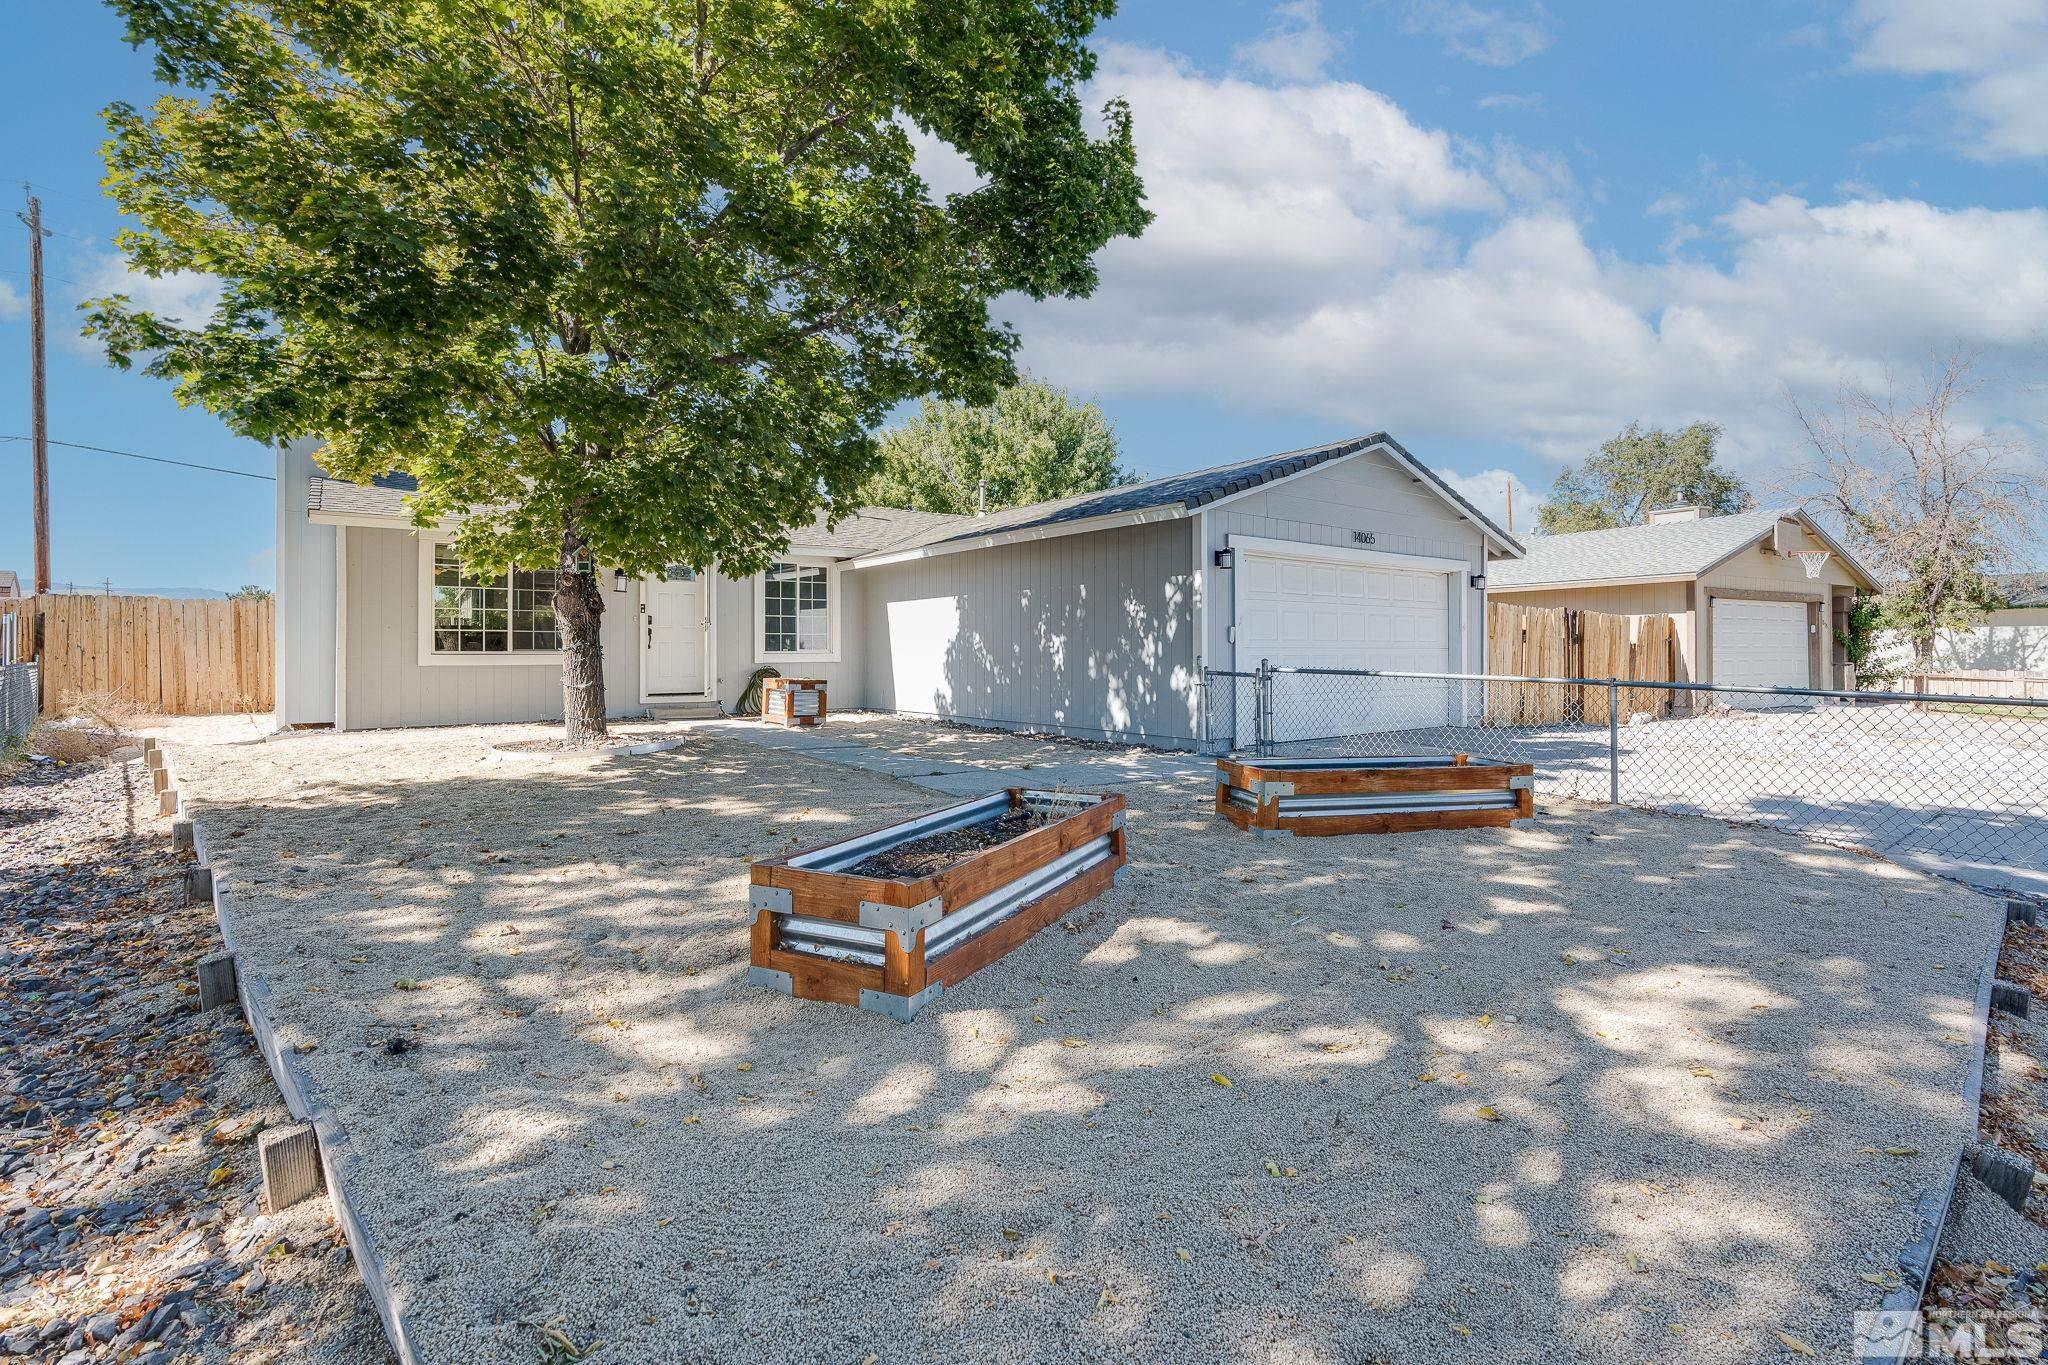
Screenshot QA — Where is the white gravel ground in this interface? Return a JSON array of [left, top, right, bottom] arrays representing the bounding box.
[[158, 716, 2002, 1365]]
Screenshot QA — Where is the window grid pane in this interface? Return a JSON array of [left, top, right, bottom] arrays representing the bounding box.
[[762, 562, 826, 654], [433, 548, 561, 655]]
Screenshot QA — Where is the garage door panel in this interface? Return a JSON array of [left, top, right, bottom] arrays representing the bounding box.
[[1233, 546, 1456, 743], [1711, 598, 1808, 703]]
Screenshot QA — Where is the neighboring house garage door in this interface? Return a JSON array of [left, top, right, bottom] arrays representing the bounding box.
[[1710, 598, 1809, 702], [1233, 544, 1453, 743]]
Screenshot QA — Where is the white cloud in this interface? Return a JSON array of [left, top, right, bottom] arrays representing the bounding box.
[[1402, 1, 1554, 67], [1849, 0, 2048, 160], [1439, 466, 1545, 533], [60, 255, 224, 357], [0, 279, 21, 321], [1009, 48, 2048, 480], [1234, 1, 1341, 83], [80, 255, 223, 327], [1477, 91, 1546, 112]]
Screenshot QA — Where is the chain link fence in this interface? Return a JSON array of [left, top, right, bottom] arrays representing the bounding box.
[[1198, 662, 2048, 892], [0, 661, 39, 745]]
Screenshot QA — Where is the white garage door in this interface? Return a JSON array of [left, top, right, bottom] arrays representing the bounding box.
[[1234, 549, 1452, 742], [1711, 598, 1809, 702]]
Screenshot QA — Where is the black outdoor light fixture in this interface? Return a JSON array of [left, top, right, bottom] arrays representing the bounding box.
[[1469, 572, 1487, 590], [613, 568, 628, 593], [1213, 548, 1235, 570]]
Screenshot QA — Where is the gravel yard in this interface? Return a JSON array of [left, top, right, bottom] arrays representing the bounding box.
[[159, 715, 2002, 1365], [1275, 698, 2048, 892], [0, 745, 389, 1364]]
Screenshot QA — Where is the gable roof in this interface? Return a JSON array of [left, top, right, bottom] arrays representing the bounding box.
[[851, 433, 1523, 562], [1996, 571, 2048, 608], [1489, 506, 1878, 591], [306, 433, 1525, 563]]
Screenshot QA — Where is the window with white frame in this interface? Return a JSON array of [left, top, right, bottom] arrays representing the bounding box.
[[756, 560, 838, 660], [427, 543, 563, 657]]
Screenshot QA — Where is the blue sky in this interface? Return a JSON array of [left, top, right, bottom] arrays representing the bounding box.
[[2, 1, 2044, 592]]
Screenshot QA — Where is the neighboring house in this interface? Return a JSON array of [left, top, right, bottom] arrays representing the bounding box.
[[0, 570, 19, 599], [274, 434, 1523, 748], [1487, 505, 1878, 693]]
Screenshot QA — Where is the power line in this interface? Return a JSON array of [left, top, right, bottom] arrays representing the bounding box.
[[0, 434, 274, 482]]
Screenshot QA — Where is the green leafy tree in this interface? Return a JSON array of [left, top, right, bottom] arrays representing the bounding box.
[[1537, 421, 1752, 533], [862, 377, 1135, 514], [89, 0, 1149, 741]]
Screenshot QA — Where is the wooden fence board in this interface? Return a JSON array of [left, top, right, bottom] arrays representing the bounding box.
[[1487, 603, 1680, 727], [0, 595, 274, 716]]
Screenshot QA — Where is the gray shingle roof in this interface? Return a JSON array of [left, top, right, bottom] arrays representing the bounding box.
[[857, 433, 1522, 557], [306, 433, 1524, 562], [1489, 507, 1822, 588], [308, 471, 970, 556], [791, 506, 970, 556], [1996, 572, 2048, 608]]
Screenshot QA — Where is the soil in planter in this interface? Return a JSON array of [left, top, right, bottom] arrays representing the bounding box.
[[845, 807, 1052, 880]]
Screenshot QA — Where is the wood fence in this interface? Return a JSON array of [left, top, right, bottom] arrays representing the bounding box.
[[1486, 603, 1680, 725], [1906, 670, 2048, 702], [0, 595, 273, 716]]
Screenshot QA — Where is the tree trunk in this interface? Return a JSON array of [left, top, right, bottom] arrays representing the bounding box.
[[556, 525, 607, 744]]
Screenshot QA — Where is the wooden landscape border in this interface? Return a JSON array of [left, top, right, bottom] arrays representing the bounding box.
[[1215, 754, 1534, 837], [748, 788, 1126, 1019]]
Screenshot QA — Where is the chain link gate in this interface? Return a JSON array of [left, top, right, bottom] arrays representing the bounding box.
[[1201, 663, 2048, 892]]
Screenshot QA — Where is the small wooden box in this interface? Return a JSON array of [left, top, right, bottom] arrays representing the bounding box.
[[761, 677, 826, 727], [747, 788, 1126, 1020], [1216, 754, 1534, 838]]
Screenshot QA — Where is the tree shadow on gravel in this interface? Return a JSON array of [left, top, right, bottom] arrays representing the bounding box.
[[172, 730, 1997, 1365]]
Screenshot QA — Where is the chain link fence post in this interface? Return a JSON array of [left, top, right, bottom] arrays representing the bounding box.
[[1608, 679, 1620, 805], [1256, 658, 1274, 758]]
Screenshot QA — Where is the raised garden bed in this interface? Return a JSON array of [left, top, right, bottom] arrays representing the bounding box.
[[1216, 754, 1533, 837], [746, 788, 1126, 1020], [761, 676, 826, 727]]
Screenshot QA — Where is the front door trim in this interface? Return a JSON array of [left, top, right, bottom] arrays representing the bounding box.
[[638, 565, 717, 704]]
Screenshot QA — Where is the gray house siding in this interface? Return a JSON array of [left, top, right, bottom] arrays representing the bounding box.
[[340, 527, 640, 730], [274, 440, 336, 726], [712, 567, 867, 712], [1198, 450, 1490, 675], [857, 517, 1197, 746]]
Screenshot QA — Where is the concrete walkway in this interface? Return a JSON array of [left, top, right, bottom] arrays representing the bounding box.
[[690, 715, 1214, 796]]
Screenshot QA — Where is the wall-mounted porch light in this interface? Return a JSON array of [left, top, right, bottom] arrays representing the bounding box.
[[1213, 548, 1235, 570], [612, 568, 628, 593], [1469, 572, 1487, 591]]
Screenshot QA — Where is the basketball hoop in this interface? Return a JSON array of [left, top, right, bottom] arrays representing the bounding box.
[[1793, 549, 1832, 580]]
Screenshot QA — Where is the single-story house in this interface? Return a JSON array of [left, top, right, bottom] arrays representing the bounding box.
[[0, 570, 20, 600], [273, 434, 1523, 749], [1486, 505, 1878, 692]]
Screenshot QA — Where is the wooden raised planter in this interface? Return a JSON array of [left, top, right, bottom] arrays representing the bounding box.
[[1216, 754, 1533, 838], [761, 676, 826, 727], [746, 788, 1127, 1020]]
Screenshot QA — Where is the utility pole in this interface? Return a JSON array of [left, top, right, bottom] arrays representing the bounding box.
[[19, 189, 50, 597]]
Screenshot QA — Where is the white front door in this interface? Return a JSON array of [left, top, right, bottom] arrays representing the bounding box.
[[1710, 598, 1809, 702], [1234, 547, 1453, 744], [644, 567, 707, 696]]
